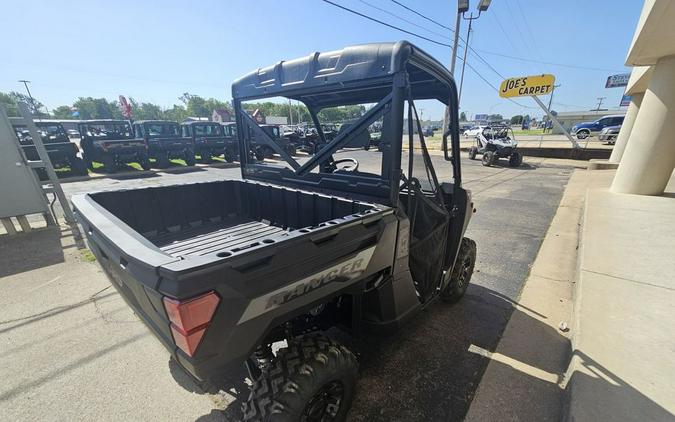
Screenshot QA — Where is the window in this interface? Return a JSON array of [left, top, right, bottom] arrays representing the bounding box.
[[146, 123, 180, 137], [194, 124, 223, 136]]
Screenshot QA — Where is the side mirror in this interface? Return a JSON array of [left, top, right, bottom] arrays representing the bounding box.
[[442, 129, 452, 161]]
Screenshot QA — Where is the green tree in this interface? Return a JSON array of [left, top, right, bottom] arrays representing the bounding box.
[[0, 91, 19, 116], [53, 105, 75, 119], [488, 113, 503, 121], [72, 97, 122, 119], [0, 91, 46, 116], [460, 111, 467, 121], [163, 104, 188, 122], [510, 115, 523, 125]]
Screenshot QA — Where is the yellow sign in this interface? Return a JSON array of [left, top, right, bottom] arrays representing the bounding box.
[[499, 74, 556, 98]]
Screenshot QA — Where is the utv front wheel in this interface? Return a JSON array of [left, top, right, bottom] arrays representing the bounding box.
[[509, 151, 523, 167], [468, 146, 478, 160], [441, 237, 476, 303], [243, 335, 358, 422], [481, 151, 495, 167]]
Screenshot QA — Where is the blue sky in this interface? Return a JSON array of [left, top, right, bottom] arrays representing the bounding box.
[[1, 0, 642, 120]]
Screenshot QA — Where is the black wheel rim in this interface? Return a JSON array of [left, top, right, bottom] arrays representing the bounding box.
[[457, 254, 473, 290], [301, 380, 344, 422]]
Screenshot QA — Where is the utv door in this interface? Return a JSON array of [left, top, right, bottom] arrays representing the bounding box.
[[401, 101, 451, 302]]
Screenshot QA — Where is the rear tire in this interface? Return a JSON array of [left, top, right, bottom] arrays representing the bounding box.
[[468, 146, 478, 160], [441, 237, 477, 303], [200, 149, 213, 163], [156, 152, 171, 169], [286, 144, 297, 157], [224, 147, 237, 162], [509, 151, 523, 167], [69, 157, 89, 176], [102, 155, 118, 173], [481, 151, 495, 167], [576, 130, 590, 140], [184, 150, 196, 166], [243, 335, 358, 422], [139, 154, 152, 171], [254, 148, 266, 161]]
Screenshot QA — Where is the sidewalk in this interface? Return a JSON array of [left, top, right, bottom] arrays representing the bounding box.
[[567, 171, 675, 420], [466, 168, 675, 421]]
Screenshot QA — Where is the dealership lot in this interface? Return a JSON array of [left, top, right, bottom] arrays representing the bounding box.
[[0, 151, 574, 421]]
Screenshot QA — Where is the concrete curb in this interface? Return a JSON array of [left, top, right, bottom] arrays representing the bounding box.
[[464, 169, 595, 422]]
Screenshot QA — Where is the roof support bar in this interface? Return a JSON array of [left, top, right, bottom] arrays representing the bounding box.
[[296, 92, 393, 176], [239, 109, 300, 170]]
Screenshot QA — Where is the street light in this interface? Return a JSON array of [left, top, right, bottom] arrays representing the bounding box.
[[477, 0, 492, 12], [458, 0, 469, 13]]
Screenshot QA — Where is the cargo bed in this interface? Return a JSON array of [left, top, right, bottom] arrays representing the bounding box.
[[76, 179, 383, 263]]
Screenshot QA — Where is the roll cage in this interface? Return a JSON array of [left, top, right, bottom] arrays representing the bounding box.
[[231, 41, 462, 206]]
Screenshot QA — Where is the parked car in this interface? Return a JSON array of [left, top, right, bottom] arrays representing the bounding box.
[[73, 41, 476, 420], [598, 125, 622, 144], [79, 120, 150, 173], [181, 121, 238, 163], [571, 115, 625, 139], [133, 120, 195, 168], [67, 129, 81, 139], [463, 125, 485, 137], [12, 121, 88, 178]]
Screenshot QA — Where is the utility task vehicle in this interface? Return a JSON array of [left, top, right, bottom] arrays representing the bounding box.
[[250, 124, 297, 160], [78, 120, 150, 173], [132, 120, 195, 168], [468, 125, 523, 167], [12, 120, 88, 178], [181, 121, 238, 163], [73, 41, 475, 421]]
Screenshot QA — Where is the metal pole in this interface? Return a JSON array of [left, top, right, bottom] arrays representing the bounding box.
[[531, 95, 579, 149], [458, 14, 473, 105], [288, 98, 293, 125], [442, 10, 463, 137], [539, 84, 559, 147]]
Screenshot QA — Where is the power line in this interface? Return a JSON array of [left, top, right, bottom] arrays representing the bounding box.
[[474, 49, 625, 72], [388, 0, 453, 32], [322, 0, 452, 47], [322, 0, 535, 110], [358, 0, 452, 41], [514, 0, 544, 63]]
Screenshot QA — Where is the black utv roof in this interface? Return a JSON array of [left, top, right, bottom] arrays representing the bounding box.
[[232, 41, 454, 107], [79, 119, 130, 124], [133, 120, 180, 125], [182, 120, 219, 126]]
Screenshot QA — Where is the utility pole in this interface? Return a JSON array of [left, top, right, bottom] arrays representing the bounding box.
[[288, 98, 293, 126], [458, 13, 479, 105], [443, 0, 491, 136], [595, 97, 606, 111], [442, 9, 463, 137], [18, 79, 42, 116]]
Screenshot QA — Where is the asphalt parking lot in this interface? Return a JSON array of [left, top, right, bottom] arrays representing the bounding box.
[[1, 150, 574, 421]]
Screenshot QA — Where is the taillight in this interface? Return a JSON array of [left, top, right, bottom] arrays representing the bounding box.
[[163, 291, 220, 356]]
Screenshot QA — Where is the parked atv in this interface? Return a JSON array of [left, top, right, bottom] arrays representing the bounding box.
[[12, 120, 88, 178], [250, 124, 297, 160], [78, 120, 150, 173], [182, 121, 238, 163], [132, 120, 195, 168], [74, 41, 476, 421], [468, 125, 523, 167]]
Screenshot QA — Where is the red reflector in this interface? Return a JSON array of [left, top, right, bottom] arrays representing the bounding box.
[[170, 324, 207, 357], [163, 291, 219, 356]]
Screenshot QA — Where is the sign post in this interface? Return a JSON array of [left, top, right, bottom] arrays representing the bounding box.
[[499, 74, 580, 149]]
